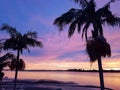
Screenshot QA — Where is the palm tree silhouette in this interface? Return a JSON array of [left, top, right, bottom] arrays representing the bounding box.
[[54, 0, 120, 90], [9, 58, 25, 71], [0, 24, 43, 90], [0, 53, 15, 82]]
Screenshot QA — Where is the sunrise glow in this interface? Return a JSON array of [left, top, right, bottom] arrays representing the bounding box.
[[0, 0, 120, 70]]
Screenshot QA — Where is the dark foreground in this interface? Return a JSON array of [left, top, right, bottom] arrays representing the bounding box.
[[0, 79, 113, 90]]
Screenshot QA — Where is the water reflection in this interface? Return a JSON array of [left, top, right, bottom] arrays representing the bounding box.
[[4, 71, 120, 90]]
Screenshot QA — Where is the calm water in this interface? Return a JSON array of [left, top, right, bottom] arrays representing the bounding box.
[[3, 71, 120, 90]]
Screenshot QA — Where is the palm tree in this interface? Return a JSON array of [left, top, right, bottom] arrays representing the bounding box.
[[0, 53, 15, 82], [53, 0, 120, 90], [0, 24, 43, 90]]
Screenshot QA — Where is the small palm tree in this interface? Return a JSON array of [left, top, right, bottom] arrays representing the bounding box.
[[54, 0, 120, 90], [0, 53, 15, 82], [0, 24, 43, 90]]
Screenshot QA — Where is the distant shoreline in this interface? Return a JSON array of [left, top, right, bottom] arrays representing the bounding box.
[[4, 69, 120, 73]]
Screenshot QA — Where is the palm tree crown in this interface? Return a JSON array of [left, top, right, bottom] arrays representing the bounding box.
[[1, 24, 43, 53], [54, 0, 120, 40]]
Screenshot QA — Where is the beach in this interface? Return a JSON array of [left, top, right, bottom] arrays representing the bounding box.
[[0, 79, 113, 90]]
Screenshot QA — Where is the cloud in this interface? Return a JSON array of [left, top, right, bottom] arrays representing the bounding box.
[[40, 31, 87, 60], [18, 18, 120, 70], [1, 0, 120, 70], [19, 30, 91, 69]]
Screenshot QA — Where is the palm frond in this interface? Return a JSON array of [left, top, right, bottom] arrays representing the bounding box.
[[103, 16, 120, 27], [77, 15, 86, 33], [68, 9, 86, 37], [82, 23, 90, 40], [23, 31, 37, 39], [3, 38, 18, 50], [0, 53, 15, 62], [0, 62, 10, 68], [54, 8, 81, 30], [3, 30, 43, 53], [68, 21, 77, 37], [25, 38, 43, 48], [89, 0, 96, 9], [77, 22, 83, 33], [0, 53, 15, 70], [0, 24, 20, 38], [74, 0, 88, 9], [96, 3, 110, 17], [0, 62, 9, 71], [98, 22, 103, 36], [96, 3, 120, 27]]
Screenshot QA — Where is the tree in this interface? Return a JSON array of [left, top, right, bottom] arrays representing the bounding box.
[[53, 0, 120, 90], [0, 53, 15, 82], [0, 24, 43, 90]]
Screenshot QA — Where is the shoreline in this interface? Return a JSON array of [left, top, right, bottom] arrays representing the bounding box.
[[0, 79, 113, 90], [4, 69, 120, 73]]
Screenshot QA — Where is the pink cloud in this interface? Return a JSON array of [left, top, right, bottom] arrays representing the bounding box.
[[41, 31, 86, 58], [19, 30, 90, 70], [17, 21, 120, 70]]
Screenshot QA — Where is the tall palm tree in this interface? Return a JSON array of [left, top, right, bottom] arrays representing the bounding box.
[[0, 53, 15, 82], [0, 24, 43, 90], [54, 0, 120, 90]]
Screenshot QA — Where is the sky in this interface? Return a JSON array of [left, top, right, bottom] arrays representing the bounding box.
[[0, 0, 120, 70]]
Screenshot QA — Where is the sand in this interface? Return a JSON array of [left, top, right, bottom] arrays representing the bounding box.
[[0, 79, 113, 90]]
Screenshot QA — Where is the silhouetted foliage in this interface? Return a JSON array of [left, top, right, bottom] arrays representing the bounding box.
[[86, 36, 111, 62], [54, 0, 120, 40], [0, 53, 15, 82], [54, 0, 120, 90], [0, 24, 20, 38], [0, 24, 43, 90], [10, 58, 25, 71]]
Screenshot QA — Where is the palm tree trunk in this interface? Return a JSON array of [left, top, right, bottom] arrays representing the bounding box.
[[14, 49, 20, 90], [97, 56, 104, 90]]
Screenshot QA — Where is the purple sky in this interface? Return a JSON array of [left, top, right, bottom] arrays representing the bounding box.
[[0, 0, 120, 70]]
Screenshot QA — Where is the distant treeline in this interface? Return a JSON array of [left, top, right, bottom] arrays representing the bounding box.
[[4, 69, 120, 72], [67, 69, 120, 72]]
